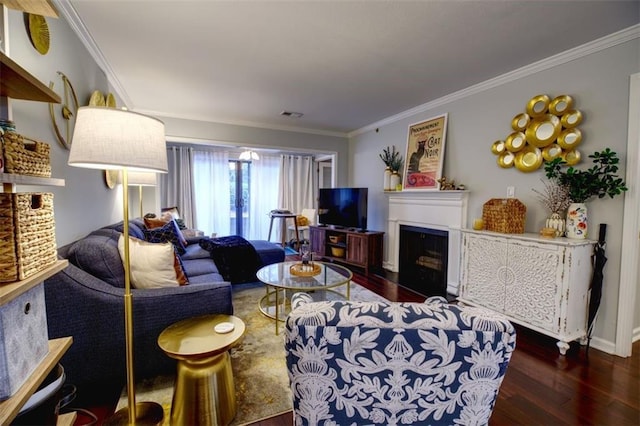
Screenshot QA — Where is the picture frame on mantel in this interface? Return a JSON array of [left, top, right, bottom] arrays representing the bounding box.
[[402, 113, 448, 190]]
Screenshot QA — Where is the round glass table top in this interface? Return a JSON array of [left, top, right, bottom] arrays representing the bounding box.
[[256, 261, 352, 291]]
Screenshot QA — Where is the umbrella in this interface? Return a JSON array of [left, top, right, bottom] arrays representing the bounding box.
[[586, 223, 607, 355]]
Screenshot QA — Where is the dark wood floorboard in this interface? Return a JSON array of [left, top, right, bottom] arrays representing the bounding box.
[[248, 263, 640, 426]]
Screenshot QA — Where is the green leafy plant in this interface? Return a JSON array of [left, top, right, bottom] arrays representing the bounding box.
[[544, 148, 628, 203], [379, 146, 403, 172]]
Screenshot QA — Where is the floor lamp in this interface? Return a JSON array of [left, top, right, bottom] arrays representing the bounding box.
[[119, 171, 157, 218], [68, 107, 167, 425]]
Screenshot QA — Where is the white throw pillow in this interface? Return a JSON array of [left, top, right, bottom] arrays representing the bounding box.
[[117, 235, 183, 289]]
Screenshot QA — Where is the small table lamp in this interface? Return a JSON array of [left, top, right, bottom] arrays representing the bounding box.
[[68, 107, 167, 425]]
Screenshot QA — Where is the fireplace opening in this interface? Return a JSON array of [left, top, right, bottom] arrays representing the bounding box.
[[398, 225, 448, 298]]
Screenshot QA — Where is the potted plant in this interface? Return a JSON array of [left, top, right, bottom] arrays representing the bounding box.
[[544, 148, 628, 238], [379, 146, 403, 190]]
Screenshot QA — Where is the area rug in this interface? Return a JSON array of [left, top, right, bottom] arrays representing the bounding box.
[[116, 281, 388, 425]]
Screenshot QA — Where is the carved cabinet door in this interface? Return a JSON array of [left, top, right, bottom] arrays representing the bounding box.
[[460, 233, 506, 313], [505, 240, 563, 331]]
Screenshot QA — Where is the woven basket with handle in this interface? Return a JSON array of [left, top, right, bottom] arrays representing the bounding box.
[[482, 198, 526, 234], [0, 193, 57, 282], [2, 131, 52, 177]]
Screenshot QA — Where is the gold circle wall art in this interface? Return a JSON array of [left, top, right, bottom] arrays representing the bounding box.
[[49, 72, 79, 150], [25, 13, 50, 55], [491, 94, 584, 172]]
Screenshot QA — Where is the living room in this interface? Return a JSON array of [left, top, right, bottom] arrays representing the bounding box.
[[1, 1, 639, 424]]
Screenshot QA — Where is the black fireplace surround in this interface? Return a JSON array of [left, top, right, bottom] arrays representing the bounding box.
[[398, 225, 448, 298]]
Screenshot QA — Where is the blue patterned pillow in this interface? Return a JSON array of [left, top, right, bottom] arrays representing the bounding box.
[[143, 219, 187, 255]]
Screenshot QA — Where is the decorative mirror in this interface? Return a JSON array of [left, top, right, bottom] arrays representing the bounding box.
[[511, 113, 530, 131], [498, 151, 515, 168], [515, 146, 542, 172], [505, 132, 526, 152], [491, 140, 505, 155], [561, 109, 583, 128], [491, 94, 584, 172], [557, 128, 582, 149]]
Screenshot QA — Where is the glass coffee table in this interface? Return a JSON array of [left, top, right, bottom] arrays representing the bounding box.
[[256, 261, 353, 334]]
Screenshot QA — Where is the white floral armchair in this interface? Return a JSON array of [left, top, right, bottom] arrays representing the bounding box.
[[285, 293, 516, 426]]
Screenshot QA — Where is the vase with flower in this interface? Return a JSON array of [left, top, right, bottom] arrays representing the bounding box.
[[379, 146, 404, 191], [544, 148, 627, 239], [532, 179, 571, 237]]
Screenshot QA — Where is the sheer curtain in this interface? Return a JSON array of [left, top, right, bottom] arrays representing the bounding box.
[[278, 155, 314, 213], [192, 150, 230, 237], [247, 154, 280, 240], [276, 155, 314, 243], [160, 146, 195, 228]]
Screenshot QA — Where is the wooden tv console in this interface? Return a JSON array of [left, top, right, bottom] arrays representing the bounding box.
[[309, 225, 383, 274]]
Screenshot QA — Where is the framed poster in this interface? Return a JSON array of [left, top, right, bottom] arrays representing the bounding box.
[[402, 113, 448, 190]]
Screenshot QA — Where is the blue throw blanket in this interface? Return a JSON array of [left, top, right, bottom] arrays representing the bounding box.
[[199, 236, 261, 284]]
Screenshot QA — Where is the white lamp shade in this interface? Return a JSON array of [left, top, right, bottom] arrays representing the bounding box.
[[119, 171, 157, 186], [68, 107, 168, 173]]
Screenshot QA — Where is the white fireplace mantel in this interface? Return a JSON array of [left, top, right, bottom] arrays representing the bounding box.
[[385, 190, 468, 295]]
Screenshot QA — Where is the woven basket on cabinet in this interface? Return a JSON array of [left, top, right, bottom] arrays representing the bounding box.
[[482, 198, 526, 234], [0, 193, 57, 282]]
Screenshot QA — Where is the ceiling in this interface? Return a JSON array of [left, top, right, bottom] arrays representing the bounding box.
[[59, 1, 639, 136]]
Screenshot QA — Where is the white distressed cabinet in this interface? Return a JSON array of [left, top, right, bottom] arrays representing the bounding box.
[[458, 229, 595, 355]]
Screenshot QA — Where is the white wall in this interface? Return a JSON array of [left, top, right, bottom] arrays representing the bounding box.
[[349, 34, 639, 350], [7, 9, 121, 246]]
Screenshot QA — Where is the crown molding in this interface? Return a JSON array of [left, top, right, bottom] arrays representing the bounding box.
[[53, 0, 132, 107], [349, 24, 640, 138], [140, 108, 348, 139]]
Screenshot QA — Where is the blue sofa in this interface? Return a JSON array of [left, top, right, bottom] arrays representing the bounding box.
[[44, 220, 284, 391]]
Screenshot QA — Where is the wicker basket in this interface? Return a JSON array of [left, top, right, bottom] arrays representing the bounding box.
[[0, 193, 57, 282], [482, 198, 526, 234], [1, 131, 52, 177]]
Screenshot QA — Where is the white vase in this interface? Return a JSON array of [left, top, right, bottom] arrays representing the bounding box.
[[383, 167, 392, 191], [565, 203, 587, 239], [390, 171, 401, 191], [546, 212, 566, 237]]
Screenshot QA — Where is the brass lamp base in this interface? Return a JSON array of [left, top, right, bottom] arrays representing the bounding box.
[[104, 401, 164, 426]]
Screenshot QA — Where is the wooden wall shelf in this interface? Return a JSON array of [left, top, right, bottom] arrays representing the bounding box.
[[0, 172, 65, 188], [1, 0, 59, 18], [0, 259, 68, 305], [0, 51, 60, 103], [0, 337, 73, 425]]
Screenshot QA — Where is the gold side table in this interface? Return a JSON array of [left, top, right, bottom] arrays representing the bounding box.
[[157, 315, 245, 426]]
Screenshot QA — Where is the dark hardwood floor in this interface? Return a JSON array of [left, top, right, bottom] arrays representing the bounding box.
[[250, 265, 640, 426]]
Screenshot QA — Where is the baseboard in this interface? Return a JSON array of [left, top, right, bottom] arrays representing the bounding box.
[[591, 326, 640, 355], [588, 336, 616, 355]]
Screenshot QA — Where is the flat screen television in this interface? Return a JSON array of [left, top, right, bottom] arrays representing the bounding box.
[[318, 187, 368, 230]]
